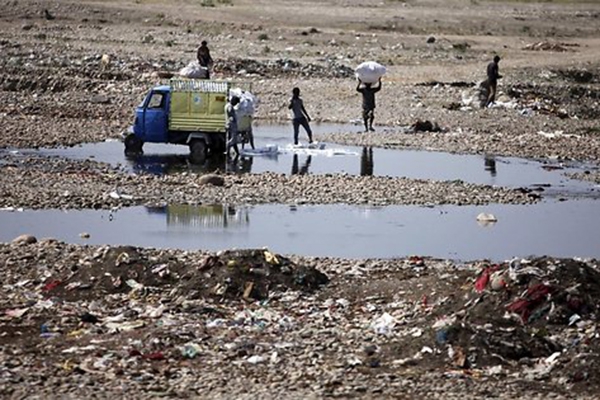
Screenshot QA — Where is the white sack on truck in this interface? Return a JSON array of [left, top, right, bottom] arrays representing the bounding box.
[[355, 61, 386, 83], [178, 61, 208, 79]]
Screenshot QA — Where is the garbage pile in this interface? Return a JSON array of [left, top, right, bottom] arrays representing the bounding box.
[[400, 257, 600, 386], [1, 239, 599, 396], [6, 244, 329, 303], [215, 57, 354, 78]]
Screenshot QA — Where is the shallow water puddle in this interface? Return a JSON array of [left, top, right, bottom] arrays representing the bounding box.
[[4, 124, 597, 196], [1, 200, 599, 262]]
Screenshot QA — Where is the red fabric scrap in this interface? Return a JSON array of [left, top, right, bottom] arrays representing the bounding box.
[[42, 280, 61, 292], [506, 283, 554, 323], [142, 352, 165, 361]]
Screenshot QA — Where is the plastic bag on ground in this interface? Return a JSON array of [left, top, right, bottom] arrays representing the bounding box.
[[355, 61, 386, 83], [178, 61, 208, 79]]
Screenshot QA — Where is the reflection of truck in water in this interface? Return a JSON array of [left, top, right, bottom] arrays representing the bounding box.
[[146, 204, 249, 228], [124, 79, 252, 163]]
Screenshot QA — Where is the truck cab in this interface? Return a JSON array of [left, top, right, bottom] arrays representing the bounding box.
[[124, 79, 252, 163], [131, 85, 171, 144]]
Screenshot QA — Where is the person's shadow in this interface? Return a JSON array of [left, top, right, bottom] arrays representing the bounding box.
[[291, 154, 312, 175], [361, 147, 374, 176]]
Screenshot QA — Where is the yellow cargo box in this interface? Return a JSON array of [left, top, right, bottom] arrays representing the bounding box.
[[168, 79, 253, 133], [169, 79, 229, 132]]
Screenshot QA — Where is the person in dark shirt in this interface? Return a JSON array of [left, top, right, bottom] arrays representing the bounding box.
[[288, 87, 313, 145], [197, 40, 214, 79], [357, 78, 382, 132], [485, 55, 502, 107]]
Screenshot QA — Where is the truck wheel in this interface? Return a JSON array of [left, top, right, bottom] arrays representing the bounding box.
[[189, 140, 207, 164], [124, 134, 143, 155]]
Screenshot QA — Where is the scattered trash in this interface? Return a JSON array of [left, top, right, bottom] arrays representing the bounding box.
[[523, 41, 576, 52], [538, 130, 580, 139], [180, 343, 202, 359]]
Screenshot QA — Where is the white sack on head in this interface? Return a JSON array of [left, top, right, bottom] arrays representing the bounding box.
[[178, 61, 208, 79], [355, 61, 386, 83]]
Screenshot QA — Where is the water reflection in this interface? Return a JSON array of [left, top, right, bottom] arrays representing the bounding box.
[[3, 201, 600, 261], [226, 155, 253, 174], [24, 138, 596, 196], [361, 147, 374, 176], [146, 204, 249, 228], [128, 153, 226, 175], [484, 155, 497, 177], [291, 154, 312, 175]]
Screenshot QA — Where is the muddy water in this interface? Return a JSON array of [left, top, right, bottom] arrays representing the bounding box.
[[7, 123, 598, 196], [1, 200, 598, 262]]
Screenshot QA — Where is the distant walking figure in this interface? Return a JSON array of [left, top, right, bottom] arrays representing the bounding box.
[[357, 78, 382, 132], [288, 87, 313, 145], [485, 55, 502, 107]]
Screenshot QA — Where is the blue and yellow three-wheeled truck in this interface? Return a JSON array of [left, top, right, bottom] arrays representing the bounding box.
[[124, 79, 252, 163]]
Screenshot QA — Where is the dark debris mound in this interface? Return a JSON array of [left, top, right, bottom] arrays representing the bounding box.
[[34, 245, 328, 302], [214, 57, 354, 79], [181, 249, 330, 300]]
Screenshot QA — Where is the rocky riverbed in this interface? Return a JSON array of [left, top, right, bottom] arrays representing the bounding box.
[[0, 154, 538, 210], [1, 0, 600, 398]]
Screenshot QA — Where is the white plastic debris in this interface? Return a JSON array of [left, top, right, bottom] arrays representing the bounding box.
[[247, 355, 265, 364], [477, 213, 497, 222], [371, 312, 396, 335]]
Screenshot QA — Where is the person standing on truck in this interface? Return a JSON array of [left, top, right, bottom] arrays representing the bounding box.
[[288, 87, 313, 145], [225, 96, 241, 157], [485, 55, 502, 107], [357, 78, 381, 132], [197, 40, 214, 79]]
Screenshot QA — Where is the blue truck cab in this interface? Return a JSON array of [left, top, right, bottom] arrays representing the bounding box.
[[131, 85, 171, 144], [124, 79, 252, 163]]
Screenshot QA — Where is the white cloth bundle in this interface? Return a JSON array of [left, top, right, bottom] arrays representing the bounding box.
[[230, 87, 257, 117], [178, 61, 208, 79]]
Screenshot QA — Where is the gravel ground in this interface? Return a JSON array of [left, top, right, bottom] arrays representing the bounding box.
[[0, 155, 537, 209], [1, 0, 600, 398]]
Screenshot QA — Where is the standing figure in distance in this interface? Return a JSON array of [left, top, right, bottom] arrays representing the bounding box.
[[357, 77, 382, 132], [225, 96, 240, 157], [197, 40, 214, 79], [288, 87, 313, 145], [485, 55, 502, 107]]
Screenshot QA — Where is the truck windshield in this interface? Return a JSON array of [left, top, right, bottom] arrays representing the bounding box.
[[147, 92, 165, 109]]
